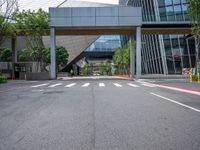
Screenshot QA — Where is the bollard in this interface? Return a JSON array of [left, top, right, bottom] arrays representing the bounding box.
[[198, 73, 200, 83], [189, 73, 192, 83]]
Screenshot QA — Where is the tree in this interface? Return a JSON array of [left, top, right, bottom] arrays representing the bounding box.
[[0, 0, 18, 46], [0, 47, 12, 62], [113, 40, 138, 75], [189, 0, 200, 74], [17, 49, 32, 62], [13, 9, 49, 72], [0, 47, 12, 70], [45, 46, 69, 71], [113, 46, 130, 75], [13, 9, 49, 50]]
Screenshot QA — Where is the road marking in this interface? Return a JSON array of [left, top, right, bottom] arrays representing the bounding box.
[[113, 83, 122, 87], [127, 83, 140, 87], [82, 83, 90, 87], [31, 90, 44, 92], [138, 81, 200, 96], [48, 83, 63, 88], [142, 84, 157, 87], [150, 92, 200, 113], [65, 83, 76, 88], [155, 84, 200, 96], [31, 83, 48, 88], [99, 83, 105, 87]]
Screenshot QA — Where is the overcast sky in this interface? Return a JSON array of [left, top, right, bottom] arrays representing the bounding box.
[[18, 0, 119, 11]]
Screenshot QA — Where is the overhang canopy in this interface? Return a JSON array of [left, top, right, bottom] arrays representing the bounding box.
[[49, 6, 142, 34]]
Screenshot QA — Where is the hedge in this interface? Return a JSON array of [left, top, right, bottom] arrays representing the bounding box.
[[0, 75, 7, 83]]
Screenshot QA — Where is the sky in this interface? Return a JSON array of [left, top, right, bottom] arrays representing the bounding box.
[[18, 0, 119, 11]]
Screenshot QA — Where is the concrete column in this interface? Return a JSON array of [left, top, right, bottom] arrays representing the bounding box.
[[136, 27, 142, 78], [130, 35, 135, 79], [50, 27, 56, 80], [11, 37, 16, 79]]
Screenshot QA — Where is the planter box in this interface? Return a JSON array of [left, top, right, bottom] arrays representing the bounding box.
[[26, 72, 50, 80]]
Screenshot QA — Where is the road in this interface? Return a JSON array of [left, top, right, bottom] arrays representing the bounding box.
[[0, 79, 200, 150]]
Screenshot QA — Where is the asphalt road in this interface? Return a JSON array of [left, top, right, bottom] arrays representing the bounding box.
[[0, 79, 200, 150]]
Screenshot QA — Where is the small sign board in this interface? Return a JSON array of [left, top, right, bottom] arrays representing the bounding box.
[[182, 68, 191, 75]]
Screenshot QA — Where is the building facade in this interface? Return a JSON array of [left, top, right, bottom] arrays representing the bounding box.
[[120, 0, 196, 75]]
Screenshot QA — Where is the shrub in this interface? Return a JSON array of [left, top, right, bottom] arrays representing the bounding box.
[[0, 75, 7, 83], [192, 75, 198, 81]]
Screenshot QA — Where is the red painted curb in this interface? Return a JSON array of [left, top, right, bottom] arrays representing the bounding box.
[[113, 76, 130, 79], [0, 88, 20, 93], [153, 83, 200, 93], [57, 77, 64, 80]]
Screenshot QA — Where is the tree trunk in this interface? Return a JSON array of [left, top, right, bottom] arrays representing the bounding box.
[[195, 37, 199, 74]]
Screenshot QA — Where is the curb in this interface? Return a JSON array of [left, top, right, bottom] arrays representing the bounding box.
[[137, 80, 200, 96]]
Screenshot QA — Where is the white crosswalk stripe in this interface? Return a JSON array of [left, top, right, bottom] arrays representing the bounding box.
[[82, 83, 90, 87], [142, 84, 157, 87], [48, 83, 63, 88], [127, 83, 140, 87], [113, 83, 122, 87], [30, 82, 148, 88], [99, 83, 105, 87], [31, 83, 48, 88], [65, 83, 76, 88]]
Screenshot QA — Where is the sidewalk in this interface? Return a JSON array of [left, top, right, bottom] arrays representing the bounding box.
[[57, 76, 131, 80]]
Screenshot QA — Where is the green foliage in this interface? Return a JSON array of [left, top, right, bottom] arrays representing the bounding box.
[[13, 9, 49, 72], [31, 47, 47, 62], [0, 75, 7, 84], [192, 75, 198, 81], [0, 47, 12, 62], [81, 64, 91, 76], [13, 9, 49, 50], [189, 0, 200, 36], [189, 0, 200, 73], [45, 46, 69, 68], [17, 49, 33, 62], [112, 45, 130, 75], [0, 15, 11, 45], [0, 0, 18, 45], [55, 46, 69, 67], [98, 62, 112, 75], [112, 41, 138, 75], [0, 15, 17, 46]]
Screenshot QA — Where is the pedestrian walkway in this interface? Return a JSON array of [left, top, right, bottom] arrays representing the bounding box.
[[30, 82, 159, 89]]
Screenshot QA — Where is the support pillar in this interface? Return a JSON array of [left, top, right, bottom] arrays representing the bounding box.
[[11, 37, 16, 79], [50, 27, 56, 80], [130, 35, 135, 79], [136, 27, 142, 78]]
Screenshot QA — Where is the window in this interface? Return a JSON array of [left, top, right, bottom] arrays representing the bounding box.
[[173, 0, 181, 5], [166, 57, 175, 74], [165, 0, 172, 6], [166, 6, 175, 21]]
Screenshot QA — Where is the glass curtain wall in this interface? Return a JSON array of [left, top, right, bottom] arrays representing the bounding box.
[[85, 35, 121, 52], [124, 0, 194, 75], [158, 0, 193, 74]]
